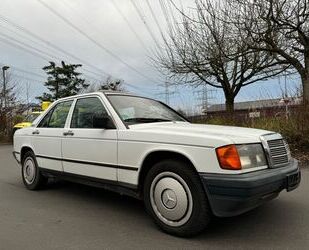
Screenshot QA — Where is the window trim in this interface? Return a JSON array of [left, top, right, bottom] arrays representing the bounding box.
[[37, 100, 74, 129], [68, 95, 117, 130], [35, 99, 74, 129]]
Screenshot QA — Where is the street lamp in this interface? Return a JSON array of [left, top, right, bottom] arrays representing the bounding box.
[[2, 65, 10, 109]]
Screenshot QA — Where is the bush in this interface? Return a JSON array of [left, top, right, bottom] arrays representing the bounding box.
[[0, 114, 26, 143]]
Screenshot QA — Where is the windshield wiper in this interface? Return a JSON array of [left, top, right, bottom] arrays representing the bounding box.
[[123, 118, 173, 123]]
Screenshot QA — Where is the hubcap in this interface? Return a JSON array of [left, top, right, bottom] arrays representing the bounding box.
[[23, 157, 36, 185], [150, 172, 193, 227]]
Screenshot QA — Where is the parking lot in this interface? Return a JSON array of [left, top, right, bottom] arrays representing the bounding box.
[[0, 144, 308, 249]]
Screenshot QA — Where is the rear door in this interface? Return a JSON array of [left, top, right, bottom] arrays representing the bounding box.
[[31, 100, 73, 171], [62, 96, 118, 181]]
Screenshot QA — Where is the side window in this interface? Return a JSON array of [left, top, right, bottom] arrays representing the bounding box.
[[38, 109, 52, 128], [71, 97, 109, 128], [38, 101, 73, 128]]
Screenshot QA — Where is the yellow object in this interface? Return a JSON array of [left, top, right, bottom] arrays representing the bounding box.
[[13, 111, 42, 130], [42, 101, 51, 111], [13, 102, 51, 133], [13, 121, 33, 129]]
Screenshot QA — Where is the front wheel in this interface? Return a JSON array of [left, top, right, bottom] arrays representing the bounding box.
[[143, 159, 211, 237], [22, 151, 47, 190]]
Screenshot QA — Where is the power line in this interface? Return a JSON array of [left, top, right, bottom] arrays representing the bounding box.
[[145, 0, 166, 43], [157, 81, 176, 105], [0, 33, 102, 82], [0, 22, 64, 60], [0, 63, 45, 80], [36, 0, 158, 85], [110, 0, 149, 52], [60, 0, 161, 93], [0, 13, 110, 79], [159, 0, 174, 34], [52, 0, 159, 95], [129, 0, 161, 50], [0, 8, 158, 97], [0, 32, 64, 62], [194, 85, 216, 115], [10, 73, 44, 84], [0, 35, 49, 61], [0, 29, 155, 96], [60, 0, 149, 55]]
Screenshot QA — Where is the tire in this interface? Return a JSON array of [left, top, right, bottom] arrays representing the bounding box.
[[143, 159, 211, 237], [21, 151, 47, 190]]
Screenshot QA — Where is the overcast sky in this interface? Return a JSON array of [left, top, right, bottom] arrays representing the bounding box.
[[0, 0, 301, 112]]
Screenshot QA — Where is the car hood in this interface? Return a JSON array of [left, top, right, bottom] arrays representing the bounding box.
[[128, 122, 276, 148]]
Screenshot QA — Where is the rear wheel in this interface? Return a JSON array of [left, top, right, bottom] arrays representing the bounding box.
[[143, 159, 211, 237], [22, 151, 47, 190]]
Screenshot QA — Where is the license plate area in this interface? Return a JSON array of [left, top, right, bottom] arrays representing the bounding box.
[[287, 172, 301, 191]]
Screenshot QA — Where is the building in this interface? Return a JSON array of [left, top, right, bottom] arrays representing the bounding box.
[[206, 97, 302, 118]]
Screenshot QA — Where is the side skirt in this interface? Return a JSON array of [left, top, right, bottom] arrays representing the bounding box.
[[39, 168, 141, 199]]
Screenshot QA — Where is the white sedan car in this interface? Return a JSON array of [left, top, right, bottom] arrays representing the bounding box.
[[13, 91, 301, 237]]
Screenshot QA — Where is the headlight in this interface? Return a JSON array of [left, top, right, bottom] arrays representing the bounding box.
[[236, 144, 267, 169], [216, 144, 267, 170]]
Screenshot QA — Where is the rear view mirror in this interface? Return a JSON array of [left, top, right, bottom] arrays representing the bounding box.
[[93, 114, 115, 129]]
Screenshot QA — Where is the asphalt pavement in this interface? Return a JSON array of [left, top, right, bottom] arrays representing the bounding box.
[[0, 145, 308, 250]]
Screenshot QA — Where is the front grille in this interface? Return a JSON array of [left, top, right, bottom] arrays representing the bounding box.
[[267, 139, 290, 167]]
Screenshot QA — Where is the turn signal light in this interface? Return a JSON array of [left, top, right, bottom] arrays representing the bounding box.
[[216, 145, 241, 170]]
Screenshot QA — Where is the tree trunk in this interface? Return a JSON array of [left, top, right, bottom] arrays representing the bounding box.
[[303, 55, 309, 106], [225, 96, 235, 113], [302, 74, 309, 106]]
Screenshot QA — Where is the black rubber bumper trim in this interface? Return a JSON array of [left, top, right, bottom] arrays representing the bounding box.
[[200, 159, 301, 217]]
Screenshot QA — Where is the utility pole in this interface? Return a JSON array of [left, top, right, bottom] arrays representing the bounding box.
[[158, 81, 175, 105], [164, 82, 170, 105], [279, 74, 290, 120], [2, 66, 10, 109], [2, 65, 9, 137], [194, 85, 216, 115]]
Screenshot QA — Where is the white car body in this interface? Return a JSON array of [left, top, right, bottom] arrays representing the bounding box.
[[13, 91, 301, 236]]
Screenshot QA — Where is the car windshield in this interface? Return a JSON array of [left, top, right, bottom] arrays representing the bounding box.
[[107, 95, 186, 125], [25, 113, 40, 122]]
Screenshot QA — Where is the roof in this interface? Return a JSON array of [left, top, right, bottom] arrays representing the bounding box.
[[99, 90, 132, 95]]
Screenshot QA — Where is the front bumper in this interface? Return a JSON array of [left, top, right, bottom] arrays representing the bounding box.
[[200, 159, 301, 217]]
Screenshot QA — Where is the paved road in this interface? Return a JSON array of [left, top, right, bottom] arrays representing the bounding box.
[[0, 145, 308, 250]]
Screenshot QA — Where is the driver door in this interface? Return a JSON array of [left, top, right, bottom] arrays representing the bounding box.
[[61, 96, 118, 181]]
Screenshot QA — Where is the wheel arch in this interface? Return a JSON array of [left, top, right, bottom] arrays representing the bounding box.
[[20, 146, 35, 163], [138, 150, 199, 194]]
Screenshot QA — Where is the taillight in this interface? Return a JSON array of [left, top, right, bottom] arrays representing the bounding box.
[[216, 145, 241, 170]]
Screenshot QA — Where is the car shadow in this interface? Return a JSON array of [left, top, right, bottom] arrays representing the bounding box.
[[43, 179, 303, 243]]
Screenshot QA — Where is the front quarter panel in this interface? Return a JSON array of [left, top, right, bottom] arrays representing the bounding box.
[[13, 127, 34, 163], [117, 130, 221, 186]]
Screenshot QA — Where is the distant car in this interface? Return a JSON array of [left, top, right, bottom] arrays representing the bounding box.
[[13, 91, 301, 237]]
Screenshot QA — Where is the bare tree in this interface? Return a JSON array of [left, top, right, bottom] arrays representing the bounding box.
[[85, 76, 125, 93], [0, 72, 18, 138], [99, 77, 124, 91], [156, 0, 287, 112], [229, 0, 309, 104], [99, 77, 125, 91]]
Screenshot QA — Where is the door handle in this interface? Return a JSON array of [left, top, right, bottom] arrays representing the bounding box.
[[32, 130, 40, 135], [63, 131, 74, 136]]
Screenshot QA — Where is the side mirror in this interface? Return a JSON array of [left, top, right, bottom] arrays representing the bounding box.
[[93, 114, 115, 129]]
